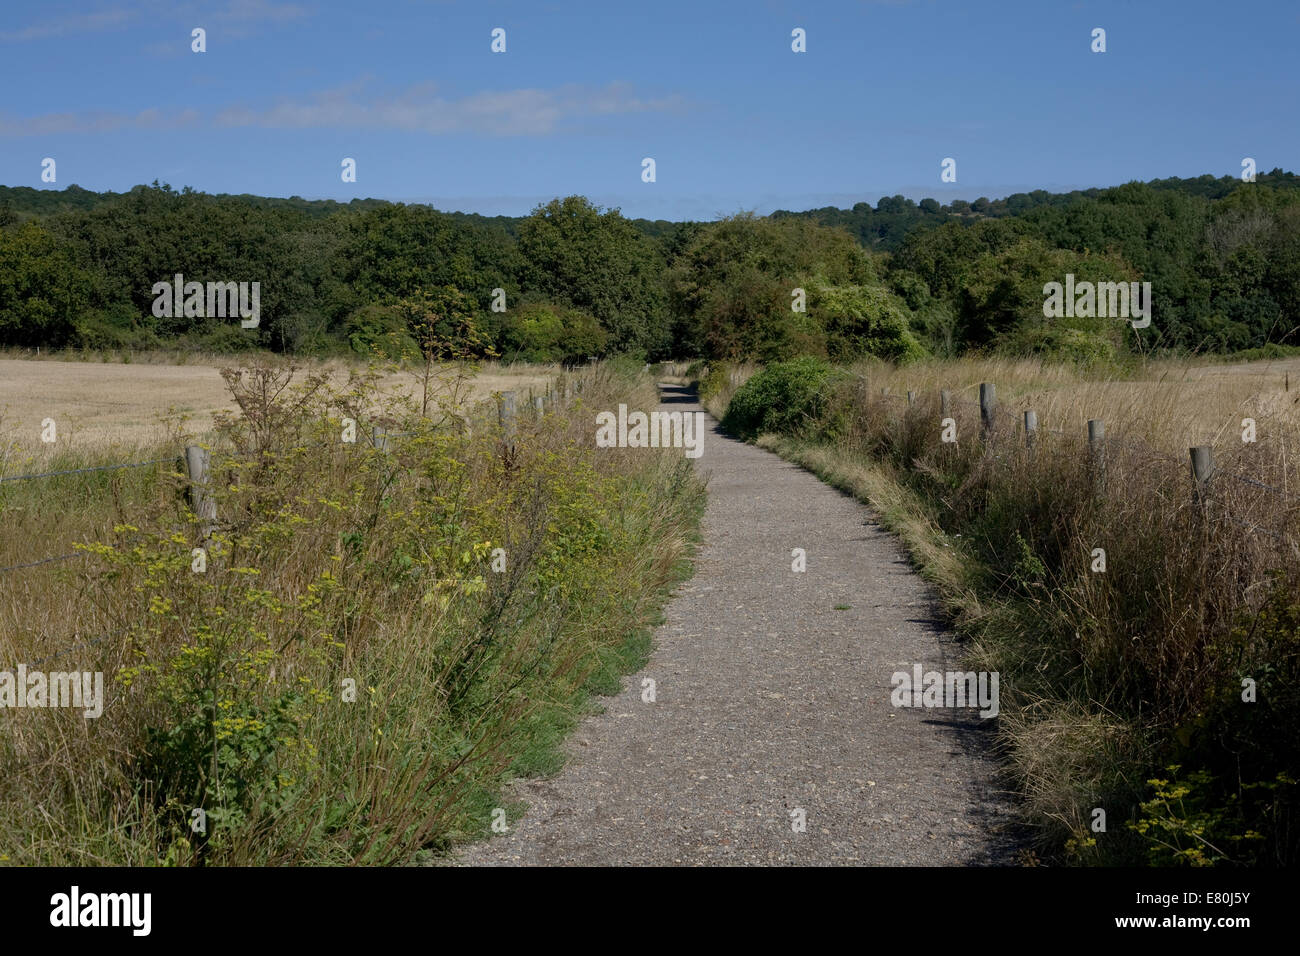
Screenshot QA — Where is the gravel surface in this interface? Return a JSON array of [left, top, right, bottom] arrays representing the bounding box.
[[455, 385, 1018, 866]]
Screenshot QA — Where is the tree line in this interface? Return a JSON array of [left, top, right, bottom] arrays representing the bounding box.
[[2, 170, 1298, 364]]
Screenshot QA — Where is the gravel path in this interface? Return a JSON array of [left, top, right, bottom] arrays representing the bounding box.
[[455, 385, 1018, 866]]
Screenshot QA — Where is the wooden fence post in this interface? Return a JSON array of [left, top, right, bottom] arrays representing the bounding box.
[[1190, 445, 1213, 510], [372, 425, 391, 453], [500, 391, 517, 454], [979, 383, 996, 437], [1088, 419, 1106, 493], [907, 390, 916, 406], [940, 390, 951, 417], [1024, 410, 1038, 454], [184, 445, 217, 539], [534, 395, 545, 415]]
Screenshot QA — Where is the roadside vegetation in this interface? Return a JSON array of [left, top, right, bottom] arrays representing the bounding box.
[[698, 354, 1300, 866], [0, 358, 704, 865]]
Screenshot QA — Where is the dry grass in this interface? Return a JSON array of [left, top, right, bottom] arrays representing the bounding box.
[[849, 354, 1300, 457], [697, 361, 759, 419], [0, 358, 704, 865], [717, 352, 1300, 865], [0, 356, 559, 458]]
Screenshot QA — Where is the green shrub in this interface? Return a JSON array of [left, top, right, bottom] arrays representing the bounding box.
[[809, 281, 927, 364], [696, 363, 729, 404], [189, 321, 265, 353], [74, 304, 161, 351], [1008, 325, 1120, 369], [683, 359, 709, 381], [498, 302, 607, 363], [722, 356, 843, 439], [345, 302, 415, 359], [604, 351, 648, 380], [1225, 342, 1300, 361]]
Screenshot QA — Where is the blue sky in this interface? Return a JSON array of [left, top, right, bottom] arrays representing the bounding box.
[[1, 0, 1296, 220]]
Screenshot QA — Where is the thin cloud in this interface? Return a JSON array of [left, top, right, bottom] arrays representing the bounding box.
[[214, 81, 684, 135], [214, 0, 309, 21], [0, 108, 202, 137], [0, 7, 135, 43], [1, 1, 309, 45], [205, 0, 311, 36], [0, 81, 685, 138]]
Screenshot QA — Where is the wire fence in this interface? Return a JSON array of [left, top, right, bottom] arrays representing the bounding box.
[[0, 436, 415, 666], [0, 551, 85, 574], [0, 454, 178, 577], [1, 378, 572, 669], [0, 457, 175, 485], [861, 380, 1300, 554], [8, 374, 1293, 666]]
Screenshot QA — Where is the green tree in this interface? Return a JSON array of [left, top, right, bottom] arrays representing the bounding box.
[[0, 222, 90, 346], [809, 280, 926, 363], [517, 196, 668, 355], [395, 286, 493, 416], [498, 302, 608, 363], [667, 213, 881, 360], [959, 237, 1136, 361]]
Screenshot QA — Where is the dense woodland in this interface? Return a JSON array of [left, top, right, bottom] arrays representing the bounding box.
[[2, 169, 1299, 364]]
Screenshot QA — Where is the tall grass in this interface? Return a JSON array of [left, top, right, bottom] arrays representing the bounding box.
[[711, 354, 1300, 866], [692, 360, 758, 419], [0, 359, 704, 865]]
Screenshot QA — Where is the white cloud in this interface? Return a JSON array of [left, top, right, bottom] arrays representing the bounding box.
[[213, 80, 683, 135], [0, 107, 202, 136], [0, 81, 684, 138]]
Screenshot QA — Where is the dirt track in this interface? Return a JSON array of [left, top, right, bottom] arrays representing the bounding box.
[[456, 384, 1018, 866]]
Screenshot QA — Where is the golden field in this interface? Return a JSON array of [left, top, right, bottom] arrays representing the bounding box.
[[848, 354, 1300, 454], [0, 355, 559, 460]]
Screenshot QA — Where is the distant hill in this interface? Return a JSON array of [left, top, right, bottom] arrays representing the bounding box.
[[3, 171, 1298, 359], [0, 182, 677, 240], [10, 171, 1297, 248], [772, 170, 1300, 250]]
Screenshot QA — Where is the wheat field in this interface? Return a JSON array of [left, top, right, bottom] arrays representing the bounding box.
[[0, 356, 559, 461]]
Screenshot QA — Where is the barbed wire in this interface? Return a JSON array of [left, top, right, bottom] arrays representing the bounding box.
[[21, 626, 131, 669], [0, 551, 85, 574], [861, 379, 1300, 530], [1208, 502, 1300, 552], [0, 457, 174, 485], [1, 383, 579, 668], [9, 380, 1294, 666], [869, 384, 1300, 498], [1218, 469, 1292, 500]]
